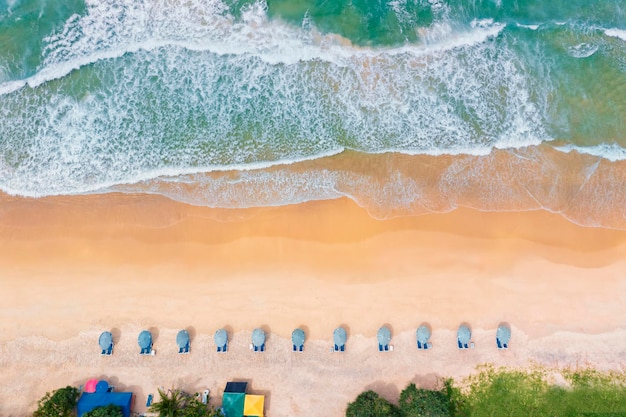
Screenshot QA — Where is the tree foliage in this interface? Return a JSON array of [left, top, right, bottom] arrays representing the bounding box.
[[346, 390, 401, 417], [33, 386, 80, 417], [83, 405, 124, 417], [398, 383, 451, 417], [149, 388, 223, 417], [346, 368, 626, 417]]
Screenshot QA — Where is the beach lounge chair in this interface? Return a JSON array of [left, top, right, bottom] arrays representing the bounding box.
[[202, 389, 209, 404], [146, 394, 153, 407]]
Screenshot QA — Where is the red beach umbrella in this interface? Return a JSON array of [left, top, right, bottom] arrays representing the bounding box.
[[84, 379, 98, 393]]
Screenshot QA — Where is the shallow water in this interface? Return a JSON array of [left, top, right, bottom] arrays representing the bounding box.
[[0, 0, 625, 227]]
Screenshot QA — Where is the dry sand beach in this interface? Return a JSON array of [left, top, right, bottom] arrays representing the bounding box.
[[1, 193, 626, 416]]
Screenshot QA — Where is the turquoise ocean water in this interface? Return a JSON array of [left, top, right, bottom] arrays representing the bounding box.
[[0, 0, 625, 226]]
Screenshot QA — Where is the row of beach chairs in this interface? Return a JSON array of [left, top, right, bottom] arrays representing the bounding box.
[[98, 323, 511, 356]]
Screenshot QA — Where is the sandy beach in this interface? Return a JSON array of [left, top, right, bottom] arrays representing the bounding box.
[[1, 192, 625, 416]]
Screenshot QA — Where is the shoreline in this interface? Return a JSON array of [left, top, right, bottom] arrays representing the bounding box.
[[1, 193, 625, 415]]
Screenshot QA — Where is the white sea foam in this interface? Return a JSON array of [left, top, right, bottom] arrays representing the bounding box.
[[0, 0, 505, 95], [553, 143, 626, 162], [516, 23, 539, 30], [567, 43, 598, 58], [604, 28, 626, 41], [0, 0, 549, 199]]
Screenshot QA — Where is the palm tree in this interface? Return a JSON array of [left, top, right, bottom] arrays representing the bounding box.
[[149, 388, 185, 417]]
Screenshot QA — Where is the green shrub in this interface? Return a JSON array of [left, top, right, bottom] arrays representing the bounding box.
[[149, 388, 223, 417], [346, 390, 401, 417], [83, 405, 124, 417], [33, 386, 80, 417], [398, 383, 451, 417]]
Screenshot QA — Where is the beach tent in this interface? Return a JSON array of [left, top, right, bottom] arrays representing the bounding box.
[[457, 324, 471, 349], [243, 394, 265, 417], [98, 331, 113, 355], [251, 328, 266, 352], [225, 381, 248, 393], [377, 326, 392, 352], [496, 323, 511, 349], [416, 325, 431, 349], [333, 327, 347, 351], [292, 328, 305, 352], [222, 392, 246, 417], [138, 330, 153, 354], [77, 381, 132, 417], [176, 329, 190, 354], [215, 328, 228, 352]]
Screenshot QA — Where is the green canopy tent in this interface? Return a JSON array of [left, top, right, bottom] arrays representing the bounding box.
[[221, 392, 245, 417]]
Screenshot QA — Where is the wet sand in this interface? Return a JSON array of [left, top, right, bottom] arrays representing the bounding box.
[[0, 193, 625, 416]]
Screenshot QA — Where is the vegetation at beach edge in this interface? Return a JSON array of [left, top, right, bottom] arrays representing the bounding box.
[[31, 386, 223, 417], [346, 366, 626, 417]]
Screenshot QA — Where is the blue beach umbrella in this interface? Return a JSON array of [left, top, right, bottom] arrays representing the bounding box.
[[251, 328, 266, 348], [333, 327, 347, 346], [416, 325, 431, 346], [214, 329, 228, 347], [176, 330, 189, 348], [138, 330, 152, 349], [292, 328, 305, 347], [497, 324, 511, 344], [98, 331, 113, 350], [377, 326, 391, 346], [457, 325, 471, 346]]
